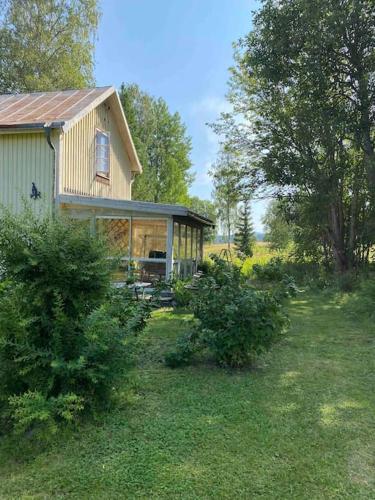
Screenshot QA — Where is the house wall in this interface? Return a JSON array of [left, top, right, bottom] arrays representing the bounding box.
[[60, 101, 133, 200], [0, 130, 54, 214]]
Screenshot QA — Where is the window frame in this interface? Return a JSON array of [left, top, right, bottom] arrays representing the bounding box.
[[95, 128, 111, 181]]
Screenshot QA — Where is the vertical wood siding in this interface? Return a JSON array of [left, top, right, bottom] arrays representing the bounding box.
[[61, 101, 132, 200], [0, 132, 54, 213]]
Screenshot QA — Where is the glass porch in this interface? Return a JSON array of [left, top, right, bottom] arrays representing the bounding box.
[[96, 215, 204, 283]]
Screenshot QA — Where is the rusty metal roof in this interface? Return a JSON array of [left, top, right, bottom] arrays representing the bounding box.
[[0, 86, 114, 129], [0, 85, 143, 173]]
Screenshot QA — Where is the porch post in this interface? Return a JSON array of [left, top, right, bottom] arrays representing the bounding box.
[[199, 227, 204, 262], [166, 217, 174, 280]]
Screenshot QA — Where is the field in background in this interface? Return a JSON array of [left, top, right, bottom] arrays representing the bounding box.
[[204, 241, 278, 271]]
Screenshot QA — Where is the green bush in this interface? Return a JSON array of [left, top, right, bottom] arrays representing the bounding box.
[[166, 256, 289, 368], [171, 278, 193, 307], [197, 259, 212, 274], [342, 276, 375, 321], [0, 210, 151, 438], [252, 257, 285, 282], [164, 330, 199, 368]]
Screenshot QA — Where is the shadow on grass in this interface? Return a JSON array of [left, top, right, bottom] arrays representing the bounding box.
[[0, 292, 374, 498]]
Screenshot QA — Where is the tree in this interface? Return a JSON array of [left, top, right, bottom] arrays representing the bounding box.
[[0, 0, 99, 93], [214, 0, 375, 272], [210, 150, 241, 250], [119, 83, 193, 204], [188, 196, 217, 243], [262, 200, 293, 253], [234, 198, 256, 258]]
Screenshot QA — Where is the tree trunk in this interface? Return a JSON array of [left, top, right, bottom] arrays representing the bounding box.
[[328, 203, 349, 273], [226, 204, 231, 251], [348, 188, 358, 268]]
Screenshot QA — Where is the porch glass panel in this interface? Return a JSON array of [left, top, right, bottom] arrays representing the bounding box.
[[180, 225, 186, 260], [96, 218, 130, 256], [186, 227, 192, 258], [173, 222, 180, 259], [132, 219, 167, 259]]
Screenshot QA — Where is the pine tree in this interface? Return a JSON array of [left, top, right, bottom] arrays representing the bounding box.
[[234, 199, 255, 258]]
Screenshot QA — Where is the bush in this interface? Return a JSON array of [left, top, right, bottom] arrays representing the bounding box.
[[0, 210, 151, 438], [197, 259, 212, 274], [164, 330, 199, 368], [166, 256, 289, 368], [336, 271, 358, 292], [252, 257, 285, 282], [171, 278, 193, 307], [342, 276, 375, 321]]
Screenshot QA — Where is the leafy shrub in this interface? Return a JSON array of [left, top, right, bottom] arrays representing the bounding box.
[[252, 257, 285, 282], [164, 330, 199, 368], [197, 259, 212, 274], [171, 278, 193, 307], [166, 256, 289, 368], [0, 210, 151, 438], [336, 271, 358, 292], [342, 276, 375, 321]]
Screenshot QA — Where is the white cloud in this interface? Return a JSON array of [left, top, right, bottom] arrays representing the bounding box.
[[190, 95, 232, 118]]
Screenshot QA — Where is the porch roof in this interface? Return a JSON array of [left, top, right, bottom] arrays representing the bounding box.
[[57, 194, 214, 227]]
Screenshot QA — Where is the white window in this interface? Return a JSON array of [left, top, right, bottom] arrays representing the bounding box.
[[95, 129, 110, 177]]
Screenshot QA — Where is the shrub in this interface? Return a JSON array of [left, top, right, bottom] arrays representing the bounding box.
[[336, 271, 358, 293], [164, 330, 199, 368], [171, 278, 193, 307], [342, 276, 375, 321], [0, 210, 151, 438], [197, 259, 212, 274], [166, 256, 289, 368], [252, 257, 285, 282]]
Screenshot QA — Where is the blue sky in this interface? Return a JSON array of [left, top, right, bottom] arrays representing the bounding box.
[[95, 0, 266, 231]]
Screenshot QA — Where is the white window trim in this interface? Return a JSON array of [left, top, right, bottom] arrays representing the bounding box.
[[95, 128, 111, 179]]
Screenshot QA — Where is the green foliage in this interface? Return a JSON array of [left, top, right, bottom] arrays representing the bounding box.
[[343, 276, 375, 321], [263, 199, 293, 252], [213, 0, 375, 272], [119, 83, 193, 204], [171, 278, 193, 308], [252, 257, 285, 282], [8, 391, 84, 439], [187, 196, 216, 242], [0, 0, 99, 93], [335, 271, 358, 293], [210, 150, 241, 247], [166, 256, 288, 368], [0, 210, 151, 438], [234, 199, 256, 258], [197, 259, 213, 274], [164, 330, 198, 368], [1, 294, 374, 497]]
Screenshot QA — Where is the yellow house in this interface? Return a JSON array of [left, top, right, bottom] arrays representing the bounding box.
[[0, 86, 213, 281]]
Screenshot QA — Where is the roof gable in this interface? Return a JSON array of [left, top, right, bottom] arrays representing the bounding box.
[[0, 86, 142, 173]]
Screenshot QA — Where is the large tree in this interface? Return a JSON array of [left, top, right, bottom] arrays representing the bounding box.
[[262, 199, 294, 253], [0, 0, 99, 93], [210, 150, 241, 250], [119, 83, 193, 205], [215, 0, 375, 271]]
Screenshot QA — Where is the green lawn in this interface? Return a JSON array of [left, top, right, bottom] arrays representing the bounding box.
[[1, 292, 375, 498]]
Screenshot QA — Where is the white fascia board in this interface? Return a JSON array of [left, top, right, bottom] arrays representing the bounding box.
[[57, 194, 188, 216], [61, 86, 115, 134]]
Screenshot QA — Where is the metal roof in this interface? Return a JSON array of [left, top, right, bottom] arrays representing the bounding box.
[[0, 86, 143, 173], [0, 87, 113, 129], [58, 194, 214, 227]]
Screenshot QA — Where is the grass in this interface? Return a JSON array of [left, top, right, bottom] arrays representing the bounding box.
[[204, 241, 280, 275], [1, 292, 375, 498], [204, 240, 273, 259]]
